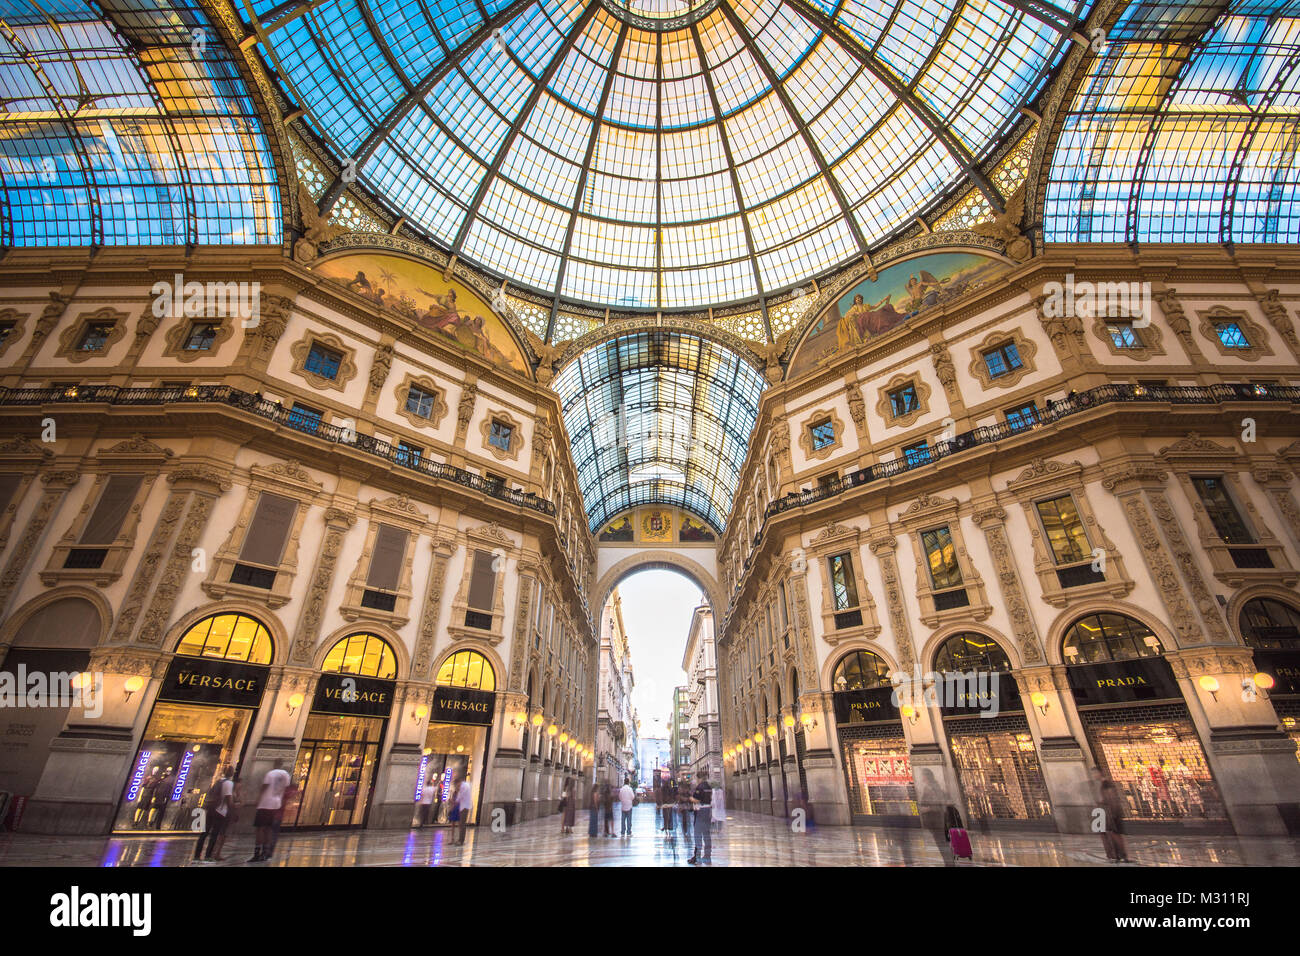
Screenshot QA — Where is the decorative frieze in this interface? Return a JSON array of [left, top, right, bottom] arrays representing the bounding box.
[[136, 491, 218, 647], [0, 471, 79, 615], [866, 534, 916, 668], [412, 537, 456, 679], [111, 489, 189, 644], [972, 506, 1044, 664], [289, 508, 355, 664]]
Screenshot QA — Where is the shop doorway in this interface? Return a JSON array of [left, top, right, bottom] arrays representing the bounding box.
[[414, 650, 497, 827]]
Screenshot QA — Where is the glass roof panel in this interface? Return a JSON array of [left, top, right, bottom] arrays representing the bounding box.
[[553, 329, 765, 531], [249, 0, 1086, 314]]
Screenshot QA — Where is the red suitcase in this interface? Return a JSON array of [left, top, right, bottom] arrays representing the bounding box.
[[948, 827, 972, 859]]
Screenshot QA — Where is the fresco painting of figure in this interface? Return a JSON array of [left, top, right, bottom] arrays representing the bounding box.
[[788, 251, 1010, 378]]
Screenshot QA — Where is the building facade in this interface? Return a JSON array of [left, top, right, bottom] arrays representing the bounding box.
[[714, 248, 1300, 836], [596, 588, 636, 784], [682, 605, 722, 782], [0, 250, 598, 834]]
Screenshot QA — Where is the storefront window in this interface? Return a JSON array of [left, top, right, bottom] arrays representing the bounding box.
[[174, 613, 273, 664], [284, 634, 397, 829], [1084, 712, 1227, 823], [831, 650, 891, 691], [842, 733, 917, 819], [114, 613, 273, 833], [1063, 613, 1163, 663], [949, 726, 1052, 822], [437, 649, 496, 690], [1239, 598, 1300, 649], [934, 632, 1011, 673]]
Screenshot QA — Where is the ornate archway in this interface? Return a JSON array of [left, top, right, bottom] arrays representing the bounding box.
[[593, 549, 723, 620]]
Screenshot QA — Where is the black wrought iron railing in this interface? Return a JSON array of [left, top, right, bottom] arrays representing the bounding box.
[[0, 384, 556, 516], [765, 381, 1299, 518]]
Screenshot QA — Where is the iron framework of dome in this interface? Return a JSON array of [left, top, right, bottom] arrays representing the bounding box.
[[250, 0, 1090, 321]]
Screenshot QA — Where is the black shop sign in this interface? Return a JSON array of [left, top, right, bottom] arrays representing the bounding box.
[[312, 673, 395, 718], [431, 685, 496, 726], [158, 657, 269, 708], [834, 686, 900, 725], [1251, 649, 1300, 697], [1067, 657, 1181, 706], [939, 673, 1023, 717]]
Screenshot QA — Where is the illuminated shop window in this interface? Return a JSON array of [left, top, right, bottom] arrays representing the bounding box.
[[322, 633, 397, 679], [933, 633, 1009, 673], [831, 649, 890, 692], [175, 613, 274, 664], [1239, 598, 1300, 650], [436, 650, 496, 691], [1062, 613, 1162, 664]]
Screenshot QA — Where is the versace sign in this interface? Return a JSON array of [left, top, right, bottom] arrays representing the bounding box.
[[158, 657, 269, 708], [431, 685, 496, 726]]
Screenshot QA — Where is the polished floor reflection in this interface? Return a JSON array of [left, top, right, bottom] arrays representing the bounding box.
[[2, 804, 1298, 867]]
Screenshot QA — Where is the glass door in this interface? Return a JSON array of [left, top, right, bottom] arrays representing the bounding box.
[[283, 715, 384, 828]]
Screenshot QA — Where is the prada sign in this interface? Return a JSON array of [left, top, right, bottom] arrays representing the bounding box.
[[158, 657, 269, 708], [1067, 657, 1180, 706], [432, 685, 496, 726], [312, 672, 395, 718], [939, 674, 1023, 717], [1251, 649, 1300, 697], [834, 686, 900, 725]]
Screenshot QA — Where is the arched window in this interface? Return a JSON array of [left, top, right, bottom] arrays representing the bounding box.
[[1062, 613, 1162, 664], [436, 650, 496, 691], [934, 633, 1012, 673], [831, 650, 891, 691], [1239, 598, 1300, 649], [175, 613, 273, 664], [322, 633, 396, 679]]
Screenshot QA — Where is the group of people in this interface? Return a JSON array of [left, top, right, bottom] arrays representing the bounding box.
[[192, 758, 293, 864], [416, 771, 475, 844], [557, 771, 724, 864]]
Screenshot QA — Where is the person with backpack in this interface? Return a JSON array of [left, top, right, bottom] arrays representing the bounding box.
[[193, 765, 234, 863]]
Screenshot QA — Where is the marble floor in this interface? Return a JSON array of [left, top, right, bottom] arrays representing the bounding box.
[[2, 804, 1298, 867]]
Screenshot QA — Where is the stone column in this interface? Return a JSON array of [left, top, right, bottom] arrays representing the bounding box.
[[796, 690, 852, 825], [288, 507, 355, 666], [412, 536, 456, 680], [1015, 664, 1092, 832], [0, 469, 80, 616], [487, 691, 530, 827]]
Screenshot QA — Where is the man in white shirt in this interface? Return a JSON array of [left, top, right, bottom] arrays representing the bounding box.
[[454, 773, 473, 845], [194, 765, 235, 863], [618, 778, 635, 836], [418, 776, 437, 827], [250, 758, 291, 863]]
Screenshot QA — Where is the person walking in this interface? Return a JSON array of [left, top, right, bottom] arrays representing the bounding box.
[[560, 779, 577, 834], [687, 772, 713, 865], [662, 777, 676, 835], [602, 782, 615, 837], [453, 772, 473, 845], [193, 764, 234, 862], [588, 781, 600, 837], [676, 778, 693, 842], [944, 803, 972, 861], [618, 778, 635, 836], [249, 759, 290, 863], [417, 776, 437, 827], [1099, 777, 1131, 863], [711, 781, 726, 832]]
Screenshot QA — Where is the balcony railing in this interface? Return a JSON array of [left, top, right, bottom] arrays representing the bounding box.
[[0, 384, 555, 515], [766, 382, 1298, 518]]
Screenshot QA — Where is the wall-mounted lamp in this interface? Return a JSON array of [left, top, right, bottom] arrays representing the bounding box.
[[287, 692, 304, 716], [123, 675, 145, 702], [559, 732, 570, 744], [412, 703, 429, 723], [547, 723, 558, 736], [510, 711, 528, 729], [743, 738, 753, 749], [899, 704, 918, 725], [1198, 675, 1220, 702], [1030, 691, 1050, 716], [783, 714, 795, 728], [799, 712, 818, 731], [532, 712, 544, 727], [766, 724, 777, 738], [1252, 672, 1275, 700]]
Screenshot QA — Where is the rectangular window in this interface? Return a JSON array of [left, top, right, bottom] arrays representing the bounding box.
[[921, 526, 964, 590], [78, 323, 114, 352], [80, 475, 144, 544], [365, 523, 409, 592], [183, 323, 219, 350], [1107, 323, 1142, 349], [888, 383, 919, 418], [1192, 476, 1254, 543], [405, 385, 436, 419], [827, 552, 858, 610], [467, 548, 498, 612], [903, 441, 930, 466], [1005, 402, 1039, 430], [288, 403, 323, 433], [981, 341, 1022, 378], [395, 441, 423, 467], [817, 472, 838, 490], [488, 420, 513, 451], [1214, 322, 1250, 349], [304, 342, 342, 379], [809, 418, 836, 450], [238, 492, 298, 568], [1035, 495, 1092, 564]]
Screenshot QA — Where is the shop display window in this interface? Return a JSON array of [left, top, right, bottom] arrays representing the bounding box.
[[948, 720, 1052, 822]]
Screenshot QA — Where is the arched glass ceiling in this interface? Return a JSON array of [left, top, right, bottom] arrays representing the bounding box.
[[552, 329, 765, 532], [1046, 0, 1300, 244], [250, 0, 1087, 314], [0, 0, 282, 247]]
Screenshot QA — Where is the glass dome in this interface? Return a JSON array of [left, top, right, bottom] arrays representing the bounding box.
[[252, 0, 1087, 313]]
